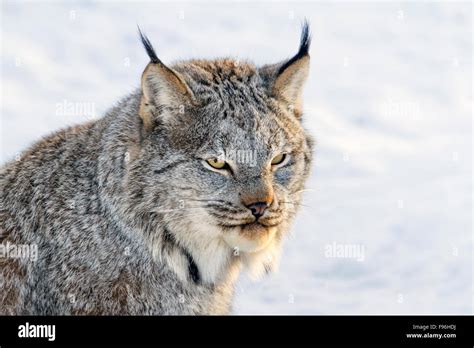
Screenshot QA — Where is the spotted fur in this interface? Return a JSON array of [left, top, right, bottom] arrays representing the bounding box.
[[0, 23, 313, 315]]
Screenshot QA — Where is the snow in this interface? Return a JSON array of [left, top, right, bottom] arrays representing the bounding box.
[[1, 1, 472, 314]]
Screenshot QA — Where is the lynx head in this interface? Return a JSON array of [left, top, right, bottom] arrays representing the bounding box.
[[126, 24, 313, 282]]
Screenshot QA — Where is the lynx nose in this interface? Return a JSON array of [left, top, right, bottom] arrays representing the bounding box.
[[246, 202, 269, 220]]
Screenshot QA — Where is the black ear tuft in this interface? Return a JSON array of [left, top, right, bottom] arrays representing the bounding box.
[[138, 26, 160, 64], [299, 19, 311, 57], [278, 20, 312, 75]]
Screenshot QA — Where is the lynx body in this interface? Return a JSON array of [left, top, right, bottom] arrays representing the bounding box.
[[0, 24, 313, 314]]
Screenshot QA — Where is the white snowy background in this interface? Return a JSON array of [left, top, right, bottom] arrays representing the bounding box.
[[1, 1, 472, 314]]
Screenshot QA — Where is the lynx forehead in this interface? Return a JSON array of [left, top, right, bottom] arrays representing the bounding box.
[[0, 23, 314, 315]]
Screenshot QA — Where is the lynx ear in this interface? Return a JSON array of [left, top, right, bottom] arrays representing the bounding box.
[[261, 22, 311, 118], [138, 28, 195, 129]]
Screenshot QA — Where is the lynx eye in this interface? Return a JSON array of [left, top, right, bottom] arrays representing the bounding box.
[[271, 153, 287, 166], [206, 158, 227, 170]]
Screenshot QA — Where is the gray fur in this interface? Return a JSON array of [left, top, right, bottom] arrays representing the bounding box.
[[0, 27, 313, 315]]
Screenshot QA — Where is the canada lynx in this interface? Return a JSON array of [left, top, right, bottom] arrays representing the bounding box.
[[0, 23, 313, 314]]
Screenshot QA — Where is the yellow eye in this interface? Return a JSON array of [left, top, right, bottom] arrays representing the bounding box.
[[271, 153, 287, 166], [206, 158, 227, 169]]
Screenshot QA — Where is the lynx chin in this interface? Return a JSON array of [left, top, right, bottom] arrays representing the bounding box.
[[0, 23, 314, 315]]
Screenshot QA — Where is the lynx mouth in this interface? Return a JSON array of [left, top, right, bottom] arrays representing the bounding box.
[[241, 221, 280, 229], [218, 219, 280, 229], [240, 223, 275, 238], [221, 219, 278, 253]]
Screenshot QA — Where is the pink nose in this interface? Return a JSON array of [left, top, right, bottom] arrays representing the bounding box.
[[246, 202, 269, 219]]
